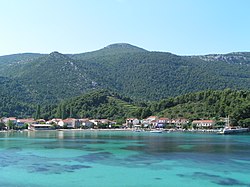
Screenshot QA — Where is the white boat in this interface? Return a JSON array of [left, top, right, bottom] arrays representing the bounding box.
[[149, 129, 163, 133], [218, 117, 249, 134], [219, 126, 249, 134]]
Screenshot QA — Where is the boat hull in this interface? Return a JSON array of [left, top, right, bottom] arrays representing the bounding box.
[[219, 128, 249, 134]]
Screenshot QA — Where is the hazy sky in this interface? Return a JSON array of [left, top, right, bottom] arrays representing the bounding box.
[[0, 0, 249, 56]]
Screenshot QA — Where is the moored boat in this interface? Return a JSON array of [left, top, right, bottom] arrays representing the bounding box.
[[149, 129, 163, 133], [218, 126, 249, 134], [218, 117, 249, 134]]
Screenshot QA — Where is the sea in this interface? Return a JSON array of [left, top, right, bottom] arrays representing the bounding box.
[[0, 130, 250, 187]]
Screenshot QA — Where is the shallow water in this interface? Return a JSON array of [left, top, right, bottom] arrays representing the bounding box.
[[0, 130, 250, 187]]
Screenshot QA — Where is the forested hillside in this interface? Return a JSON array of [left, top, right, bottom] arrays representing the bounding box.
[[0, 43, 250, 104], [0, 43, 250, 123], [0, 87, 250, 126], [36, 89, 250, 127], [36, 90, 143, 122], [0, 76, 35, 117], [73, 49, 250, 100], [0, 53, 45, 76], [150, 89, 250, 126], [1, 52, 99, 104]]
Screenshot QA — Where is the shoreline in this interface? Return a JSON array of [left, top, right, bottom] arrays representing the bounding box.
[[1, 128, 249, 135]]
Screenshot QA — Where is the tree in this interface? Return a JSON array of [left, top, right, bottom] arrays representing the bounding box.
[[61, 104, 66, 119], [238, 118, 250, 128], [141, 108, 152, 119], [70, 107, 74, 118], [35, 104, 41, 119], [7, 120, 15, 130], [0, 122, 6, 130]]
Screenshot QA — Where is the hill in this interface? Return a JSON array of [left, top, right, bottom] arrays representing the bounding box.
[[36, 89, 250, 127], [1, 88, 250, 127], [1, 52, 99, 103], [149, 89, 250, 126], [71, 46, 250, 100], [0, 76, 36, 117], [0, 53, 45, 76], [0, 43, 250, 104], [38, 90, 142, 121]]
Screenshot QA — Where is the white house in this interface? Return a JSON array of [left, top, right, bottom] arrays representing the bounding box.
[[126, 118, 140, 128], [2, 117, 17, 125], [58, 118, 80, 128], [79, 119, 94, 128], [192, 120, 215, 128]]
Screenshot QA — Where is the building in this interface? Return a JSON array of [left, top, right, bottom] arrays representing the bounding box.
[[192, 120, 215, 128], [79, 119, 94, 128], [46, 118, 62, 125], [2, 117, 17, 125], [16, 118, 36, 127], [58, 118, 80, 128], [155, 118, 171, 128], [28, 124, 53, 130], [125, 118, 140, 128]]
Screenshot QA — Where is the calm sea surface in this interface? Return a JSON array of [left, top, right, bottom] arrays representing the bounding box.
[[0, 130, 250, 187]]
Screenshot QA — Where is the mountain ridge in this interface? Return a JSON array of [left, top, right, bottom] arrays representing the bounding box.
[[0, 43, 249, 105], [2, 43, 250, 58]]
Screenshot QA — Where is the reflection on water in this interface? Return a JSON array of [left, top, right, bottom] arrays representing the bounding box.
[[0, 130, 250, 187]]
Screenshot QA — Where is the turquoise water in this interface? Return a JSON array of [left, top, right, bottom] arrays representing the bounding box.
[[0, 130, 250, 187]]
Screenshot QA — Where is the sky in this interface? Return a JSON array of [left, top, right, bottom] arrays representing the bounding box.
[[0, 0, 250, 56]]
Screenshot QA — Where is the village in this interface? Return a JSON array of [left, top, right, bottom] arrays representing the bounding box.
[[0, 116, 223, 131]]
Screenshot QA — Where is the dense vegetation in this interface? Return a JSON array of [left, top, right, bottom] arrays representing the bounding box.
[[0, 44, 250, 126], [0, 43, 250, 104], [52, 90, 140, 122], [0, 53, 45, 75], [44, 89, 250, 126], [0, 88, 250, 126], [149, 89, 250, 126], [0, 76, 35, 117], [7, 90, 145, 123]]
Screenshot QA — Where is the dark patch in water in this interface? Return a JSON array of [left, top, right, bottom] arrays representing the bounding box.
[[178, 172, 249, 186], [193, 172, 247, 186], [28, 163, 92, 174], [123, 154, 161, 166], [75, 152, 113, 162], [177, 174, 185, 177], [121, 145, 145, 152], [216, 178, 246, 186], [67, 165, 92, 170], [84, 147, 104, 152], [154, 177, 162, 180], [7, 147, 22, 151], [35, 167, 50, 172], [42, 140, 107, 150]]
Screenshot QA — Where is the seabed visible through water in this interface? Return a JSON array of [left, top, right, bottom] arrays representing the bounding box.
[[0, 130, 250, 187]]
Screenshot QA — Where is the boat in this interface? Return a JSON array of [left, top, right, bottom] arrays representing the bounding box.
[[218, 117, 249, 135], [218, 126, 249, 134], [149, 129, 163, 133]]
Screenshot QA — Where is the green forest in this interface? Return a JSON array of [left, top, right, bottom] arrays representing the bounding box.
[[0, 44, 250, 126], [1, 89, 249, 127], [0, 43, 249, 104]]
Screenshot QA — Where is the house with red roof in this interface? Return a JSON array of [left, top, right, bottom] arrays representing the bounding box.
[[17, 118, 36, 127], [58, 118, 80, 128], [79, 118, 94, 128], [2, 117, 17, 125], [125, 118, 140, 128]]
